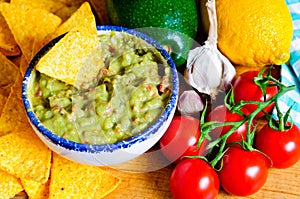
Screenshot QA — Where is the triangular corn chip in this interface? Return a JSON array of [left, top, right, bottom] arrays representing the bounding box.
[[9, 55, 22, 68], [0, 170, 23, 199], [0, 92, 7, 116], [0, 52, 19, 90], [0, 72, 31, 135], [0, 54, 25, 133], [35, 12, 103, 88], [12, 0, 86, 22], [0, 129, 52, 183], [49, 153, 120, 199], [11, 0, 66, 15], [0, 47, 21, 57], [10, 0, 85, 21], [35, 2, 95, 55], [0, 3, 62, 61], [52, 0, 86, 21], [21, 179, 50, 199], [19, 54, 30, 76], [0, 11, 20, 56]]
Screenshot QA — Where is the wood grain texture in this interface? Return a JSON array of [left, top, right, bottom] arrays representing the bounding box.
[[103, 159, 300, 199], [102, 119, 300, 198], [13, 155, 300, 199]]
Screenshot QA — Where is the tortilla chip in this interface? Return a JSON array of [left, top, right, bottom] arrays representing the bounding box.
[[11, 0, 85, 21], [57, 0, 83, 4], [35, 11, 103, 88], [0, 170, 23, 199], [9, 55, 22, 67], [41, 2, 96, 47], [0, 92, 7, 115], [0, 11, 20, 56], [49, 153, 120, 199], [0, 47, 21, 57], [0, 83, 12, 116], [10, 0, 85, 21], [9, 0, 78, 57], [0, 52, 19, 89], [0, 129, 52, 183], [0, 3, 62, 61], [21, 179, 50, 199], [53, 0, 86, 21], [0, 72, 31, 135], [0, 52, 19, 117], [11, 0, 66, 14], [19, 54, 30, 76], [57, 2, 95, 36]]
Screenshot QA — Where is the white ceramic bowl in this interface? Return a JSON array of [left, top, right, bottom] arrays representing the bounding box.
[[22, 25, 179, 166]]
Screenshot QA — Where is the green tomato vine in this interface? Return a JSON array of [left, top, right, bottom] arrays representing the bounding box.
[[194, 67, 296, 169]]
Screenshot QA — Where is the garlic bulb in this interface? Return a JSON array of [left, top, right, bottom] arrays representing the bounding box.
[[184, 0, 236, 100], [177, 90, 204, 115]]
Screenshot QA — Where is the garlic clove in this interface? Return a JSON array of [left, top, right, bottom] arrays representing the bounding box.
[[177, 90, 204, 115], [184, 0, 236, 100]]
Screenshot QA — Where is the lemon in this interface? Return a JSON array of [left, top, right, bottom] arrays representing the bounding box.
[[200, 0, 293, 66]]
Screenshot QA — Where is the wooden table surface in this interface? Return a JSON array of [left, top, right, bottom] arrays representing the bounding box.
[[99, 116, 300, 199], [103, 152, 300, 199]]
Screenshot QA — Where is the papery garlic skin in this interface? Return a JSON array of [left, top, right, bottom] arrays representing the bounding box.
[[177, 90, 204, 115], [184, 0, 236, 100], [184, 44, 236, 99]]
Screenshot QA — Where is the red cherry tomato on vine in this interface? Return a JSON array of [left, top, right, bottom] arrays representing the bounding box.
[[255, 123, 300, 168], [170, 158, 220, 199], [233, 71, 278, 118], [218, 145, 270, 196], [159, 116, 208, 163], [208, 105, 252, 143]]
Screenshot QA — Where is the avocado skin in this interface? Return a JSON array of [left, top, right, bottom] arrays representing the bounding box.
[[106, 0, 198, 67]]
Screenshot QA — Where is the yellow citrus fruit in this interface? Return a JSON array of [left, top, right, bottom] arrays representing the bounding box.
[[200, 0, 293, 66]]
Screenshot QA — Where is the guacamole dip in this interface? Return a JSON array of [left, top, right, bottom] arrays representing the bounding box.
[[30, 31, 172, 145]]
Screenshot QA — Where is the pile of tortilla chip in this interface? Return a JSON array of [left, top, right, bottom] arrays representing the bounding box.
[[0, 1, 120, 198]]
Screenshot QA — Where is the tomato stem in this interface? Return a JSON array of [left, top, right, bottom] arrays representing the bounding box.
[[276, 101, 285, 131], [199, 70, 295, 169], [269, 100, 295, 132]]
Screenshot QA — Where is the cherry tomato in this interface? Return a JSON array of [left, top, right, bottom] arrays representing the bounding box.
[[159, 116, 208, 163], [255, 123, 300, 168], [170, 158, 220, 199], [233, 71, 278, 118], [208, 105, 251, 143], [218, 145, 270, 196]]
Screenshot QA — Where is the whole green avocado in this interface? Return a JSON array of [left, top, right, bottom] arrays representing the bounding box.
[[106, 0, 198, 67]]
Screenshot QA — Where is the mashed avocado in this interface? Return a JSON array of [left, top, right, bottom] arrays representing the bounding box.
[[30, 31, 172, 145]]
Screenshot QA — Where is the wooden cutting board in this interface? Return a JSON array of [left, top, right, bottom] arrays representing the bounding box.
[[14, 142, 300, 199], [103, 153, 300, 199], [98, 117, 300, 199]]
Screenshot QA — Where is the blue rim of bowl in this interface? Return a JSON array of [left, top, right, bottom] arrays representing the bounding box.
[[22, 25, 179, 153]]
